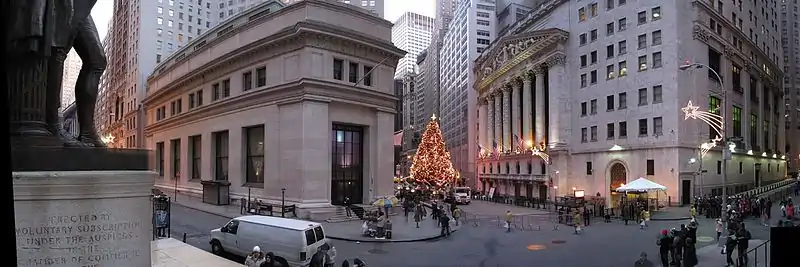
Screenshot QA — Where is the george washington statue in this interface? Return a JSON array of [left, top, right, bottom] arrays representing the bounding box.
[[5, 0, 106, 147]]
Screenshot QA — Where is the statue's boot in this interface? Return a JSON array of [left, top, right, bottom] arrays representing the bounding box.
[[76, 132, 107, 148], [47, 123, 85, 147]]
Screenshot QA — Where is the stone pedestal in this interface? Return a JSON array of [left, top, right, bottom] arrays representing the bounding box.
[[14, 170, 155, 267]]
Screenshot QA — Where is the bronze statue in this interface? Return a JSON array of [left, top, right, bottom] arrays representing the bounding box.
[[5, 0, 106, 147]]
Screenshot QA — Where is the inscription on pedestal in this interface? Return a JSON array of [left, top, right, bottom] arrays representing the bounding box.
[[15, 198, 149, 267]]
